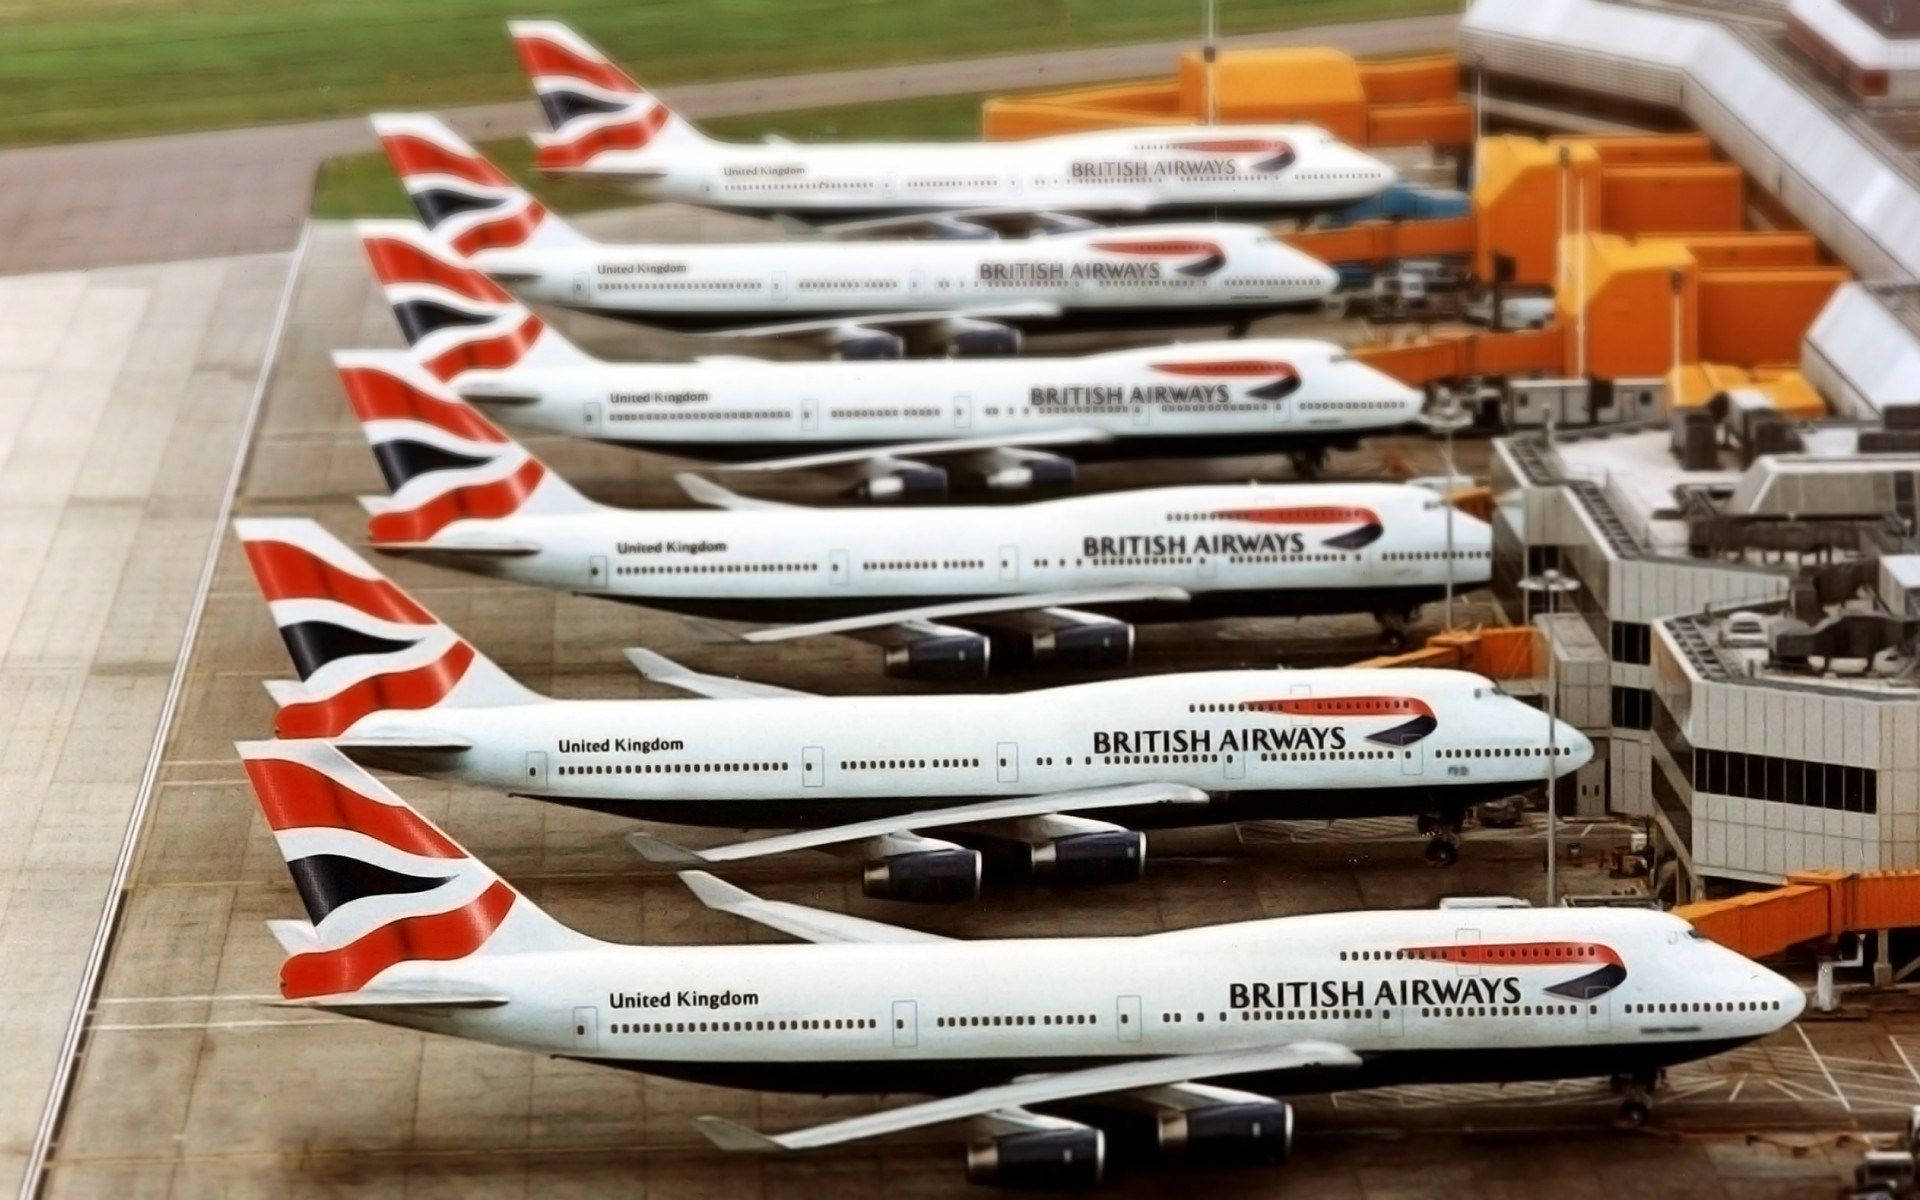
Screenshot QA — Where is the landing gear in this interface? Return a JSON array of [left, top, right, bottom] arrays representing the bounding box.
[[1287, 446, 1329, 479], [1228, 318, 1253, 340], [1418, 811, 1463, 867], [1609, 1070, 1662, 1127], [1374, 606, 1418, 652]]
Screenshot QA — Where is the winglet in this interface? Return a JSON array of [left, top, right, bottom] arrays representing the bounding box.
[[693, 1115, 788, 1153], [678, 869, 754, 910], [625, 831, 706, 866]]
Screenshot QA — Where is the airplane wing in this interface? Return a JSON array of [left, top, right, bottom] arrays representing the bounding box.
[[706, 427, 1112, 474], [624, 647, 814, 699], [678, 870, 953, 944], [626, 782, 1208, 866], [804, 201, 1155, 241], [693, 301, 1061, 342], [695, 1041, 1362, 1152], [734, 584, 1191, 645]]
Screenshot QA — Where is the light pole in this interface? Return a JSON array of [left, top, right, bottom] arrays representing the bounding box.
[[1203, 0, 1219, 127], [1520, 568, 1578, 906], [1420, 397, 1473, 631]]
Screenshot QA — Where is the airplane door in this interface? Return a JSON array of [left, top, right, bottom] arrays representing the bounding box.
[[892, 999, 919, 1048], [1223, 748, 1245, 781], [771, 270, 789, 301], [571, 1005, 599, 1051], [1379, 1003, 1403, 1039], [954, 394, 973, 430], [1133, 401, 1151, 428], [802, 745, 825, 787], [1453, 928, 1482, 976], [996, 742, 1019, 784], [829, 549, 850, 585], [801, 397, 819, 431], [1400, 738, 1424, 776], [524, 751, 548, 790], [998, 545, 1019, 582], [587, 555, 608, 588], [582, 401, 602, 432], [1116, 994, 1143, 1043], [909, 268, 926, 296], [570, 271, 591, 303], [1586, 995, 1611, 1034]]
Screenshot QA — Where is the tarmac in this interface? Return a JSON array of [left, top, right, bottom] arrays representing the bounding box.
[[0, 209, 1898, 1200]]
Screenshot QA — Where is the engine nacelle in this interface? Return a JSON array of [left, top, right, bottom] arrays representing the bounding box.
[[941, 317, 1022, 358], [861, 848, 982, 903], [883, 632, 990, 679], [1156, 1100, 1293, 1167], [965, 1127, 1106, 1189], [1030, 831, 1146, 885], [1033, 621, 1133, 669], [831, 328, 905, 360], [977, 448, 1076, 493], [849, 463, 948, 502]]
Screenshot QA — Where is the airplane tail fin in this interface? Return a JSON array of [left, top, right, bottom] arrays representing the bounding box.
[[509, 20, 712, 172], [232, 517, 543, 738], [331, 349, 599, 548], [370, 113, 589, 255], [355, 220, 590, 378], [237, 738, 584, 1000]]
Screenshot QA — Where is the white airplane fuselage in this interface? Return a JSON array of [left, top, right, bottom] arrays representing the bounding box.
[[584, 125, 1399, 221], [360, 905, 1801, 1096], [459, 339, 1424, 459], [346, 666, 1588, 827], [482, 224, 1338, 332], [425, 482, 1491, 623]]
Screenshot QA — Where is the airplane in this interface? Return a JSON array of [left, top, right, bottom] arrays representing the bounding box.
[[362, 219, 1425, 486], [240, 737, 1804, 1187], [328, 350, 1489, 660], [233, 516, 1581, 879], [508, 20, 1400, 228], [370, 114, 1342, 355]]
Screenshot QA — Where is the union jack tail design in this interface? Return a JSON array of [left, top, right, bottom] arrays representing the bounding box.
[[357, 220, 588, 380], [233, 517, 541, 738], [371, 113, 589, 257], [238, 739, 581, 1000], [332, 350, 595, 547], [509, 20, 711, 173]]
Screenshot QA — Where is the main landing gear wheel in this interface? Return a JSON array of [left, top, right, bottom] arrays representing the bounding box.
[[1419, 812, 1463, 867], [1288, 446, 1329, 479], [1228, 318, 1253, 340]]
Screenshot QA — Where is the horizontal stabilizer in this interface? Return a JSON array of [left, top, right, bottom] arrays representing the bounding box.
[[678, 870, 952, 944], [331, 733, 476, 753], [624, 648, 812, 699], [627, 782, 1208, 865], [276, 988, 510, 1010], [740, 584, 1191, 644], [365, 538, 543, 556], [266, 919, 320, 954]]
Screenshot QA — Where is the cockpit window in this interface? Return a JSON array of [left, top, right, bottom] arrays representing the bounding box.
[[1328, 353, 1353, 364]]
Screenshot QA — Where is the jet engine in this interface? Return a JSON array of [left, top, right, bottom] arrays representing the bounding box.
[[1032, 610, 1133, 669], [861, 848, 983, 903], [965, 1126, 1106, 1189], [939, 316, 1022, 357], [846, 455, 949, 502], [1156, 1100, 1294, 1167], [1031, 830, 1147, 885], [829, 325, 905, 360], [965, 446, 1076, 493], [883, 623, 991, 679]]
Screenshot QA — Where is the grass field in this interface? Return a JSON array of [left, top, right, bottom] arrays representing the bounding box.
[[311, 90, 992, 218], [0, 0, 1452, 147]]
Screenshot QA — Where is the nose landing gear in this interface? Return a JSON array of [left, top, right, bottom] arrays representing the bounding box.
[[1417, 811, 1462, 867], [1375, 606, 1419, 652], [1609, 1069, 1663, 1127], [1286, 446, 1329, 479]]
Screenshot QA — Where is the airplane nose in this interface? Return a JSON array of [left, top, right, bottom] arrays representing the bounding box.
[[1552, 721, 1592, 771], [1774, 971, 1808, 1022]]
